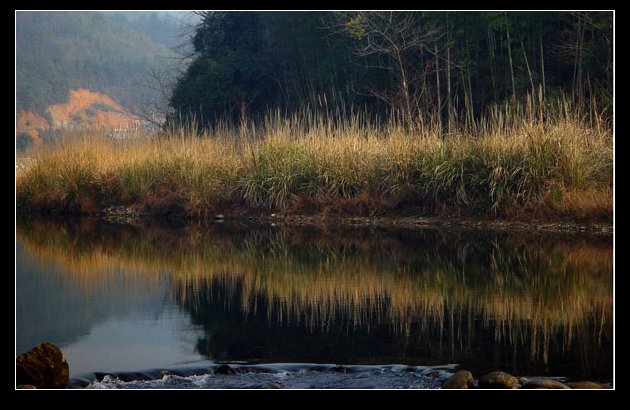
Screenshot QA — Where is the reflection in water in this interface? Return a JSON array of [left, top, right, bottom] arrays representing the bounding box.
[[16, 217, 612, 381]]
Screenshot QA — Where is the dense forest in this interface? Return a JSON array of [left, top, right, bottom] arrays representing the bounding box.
[[16, 11, 184, 116], [170, 11, 613, 128]]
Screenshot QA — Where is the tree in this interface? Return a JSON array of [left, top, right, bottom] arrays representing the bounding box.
[[169, 12, 273, 126], [339, 11, 437, 128], [169, 12, 373, 128], [168, 11, 613, 130]]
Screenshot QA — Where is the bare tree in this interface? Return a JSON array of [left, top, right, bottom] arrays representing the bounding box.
[[124, 15, 198, 130], [336, 11, 437, 128], [124, 64, 179, 129]]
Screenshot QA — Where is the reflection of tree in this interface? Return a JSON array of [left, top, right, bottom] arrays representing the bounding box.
[[175, 279, 612, 380], [16, 217, 612, 379], [174, 276, 421, 365]]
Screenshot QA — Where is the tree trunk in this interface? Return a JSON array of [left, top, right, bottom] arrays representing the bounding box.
[[488, 28, 498, 102], [577, 14, 586, 105], [467, 72, 475, 132], [539, 31, 546, 100], [397, 52, 413, 128], [505, 13, 516, 101], [572, 14, 582, 98], [446, 14, 453, 132], [521, 41, 535, 118], [435, 42, 442, 129]]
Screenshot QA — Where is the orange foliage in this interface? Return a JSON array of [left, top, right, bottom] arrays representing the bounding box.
[[47, 88, 137, 129], [16, 110, 46, 146], [17, 89, 139, 149]]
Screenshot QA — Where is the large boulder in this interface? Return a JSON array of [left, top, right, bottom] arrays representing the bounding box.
[[442, 370, 474, 389], [16, 342, 69, 388], [478, 371, 518, 388], [521, 379, 569, 389]]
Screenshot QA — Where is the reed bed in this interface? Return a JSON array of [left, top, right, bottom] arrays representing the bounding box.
[[16, 106, 612, 220]]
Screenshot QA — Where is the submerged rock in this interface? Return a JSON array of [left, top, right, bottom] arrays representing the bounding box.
[[215, 364, 236, 375], [422, 370, 440, 379], [478, 371, 518, 389], [16, 342, 69, 388], [442, 370, 474, 389], [566, 381, 604, 389], [521, 379, 569, 389], [331, 366, 348, 373]]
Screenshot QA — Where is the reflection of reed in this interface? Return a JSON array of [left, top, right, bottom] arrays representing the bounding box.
[[16, 218, 164, 295], [17, 218, 612, 365]]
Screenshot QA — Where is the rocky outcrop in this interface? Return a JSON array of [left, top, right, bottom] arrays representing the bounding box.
[[16, 342, 69, 388]]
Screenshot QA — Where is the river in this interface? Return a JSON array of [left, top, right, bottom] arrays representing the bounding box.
[[15, 217, 613, 388]]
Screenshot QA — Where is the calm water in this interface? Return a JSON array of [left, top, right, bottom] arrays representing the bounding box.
[[15, 217, 613, 388]]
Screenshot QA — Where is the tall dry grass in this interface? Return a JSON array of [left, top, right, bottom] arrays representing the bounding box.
[[16, 106, 613, 220]]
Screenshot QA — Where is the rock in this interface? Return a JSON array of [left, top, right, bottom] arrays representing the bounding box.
[[442, 370, 474, 389], [566, 381, 604, 389], [215, 364, 236, 375], [267, 382, 283, 389], [521, 379, 569, 389], [16, 342, 69, 389], [16, 385, 37, 389], [518, 377, 529, 384], [478, 371, 518, 388], [423, 370, 440, 379], [331, 365, 348, 373], [160, 370, 176, 377]]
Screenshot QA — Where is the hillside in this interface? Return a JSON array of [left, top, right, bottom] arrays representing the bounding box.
[[16, 11, 184, 150]]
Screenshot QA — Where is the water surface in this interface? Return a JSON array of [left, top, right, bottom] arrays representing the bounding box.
[[15, 217, 613, 388]]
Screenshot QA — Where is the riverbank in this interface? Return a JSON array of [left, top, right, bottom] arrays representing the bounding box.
[[93, 205, 612, 234], [264, 214, 613, 233], [16, 113, 612, 225]]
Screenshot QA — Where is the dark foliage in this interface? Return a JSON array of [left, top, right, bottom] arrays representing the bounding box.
[[170, 11, 612, 128]]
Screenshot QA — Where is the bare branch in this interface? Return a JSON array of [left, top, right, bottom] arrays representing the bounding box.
[[332, 11, 439, 128]]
